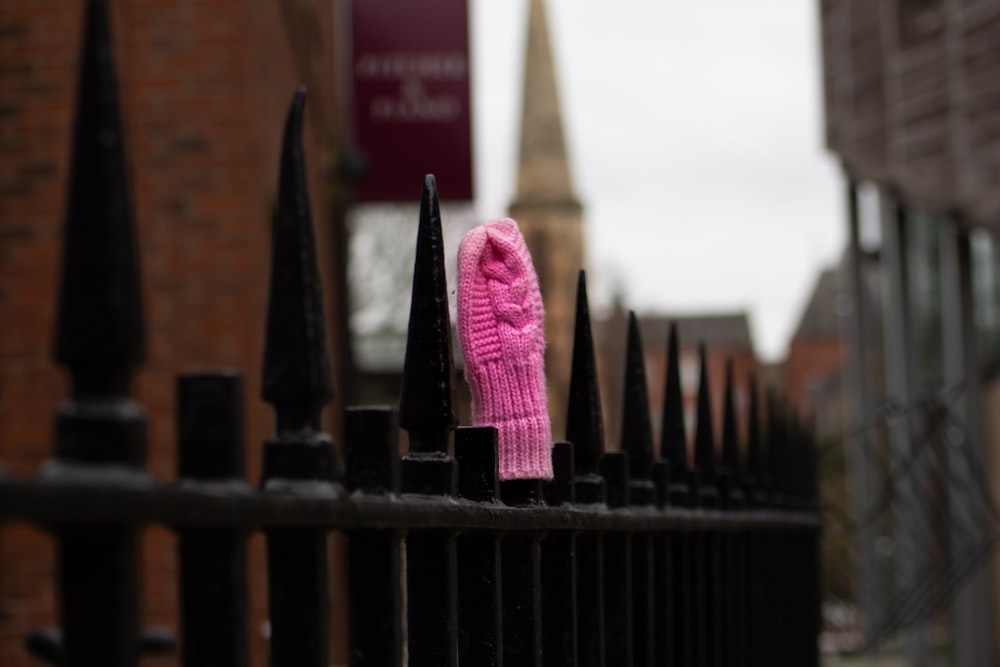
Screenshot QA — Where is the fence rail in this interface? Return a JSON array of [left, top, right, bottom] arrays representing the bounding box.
[[0, 1, 820, 666], [0, 476, 818, 532]]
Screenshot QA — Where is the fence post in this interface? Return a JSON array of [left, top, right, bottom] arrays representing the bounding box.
[[567, 271, 607, 667], [455, 426, 503, 667], [719, 360, 746, 667], [765, 392, 786, 667], [542, 441, 578, 666], [177, 373, 249, 667], [660, 323, 692, 667], [650, 458, 673, 666], [744, 375, 766, 666], [344, 407, 403, 667], [802, 421, 821, 667], [787, 407, 805, 667], [621, 311, 657, 667], [399, 175, 459, 667], [600, 451, 633, 666], [500, 478, 545, 665], [52, 0, 148, 663], [784, 414, 820, 667], [260, 89, 337, 667], [693, 344, 720, 667]]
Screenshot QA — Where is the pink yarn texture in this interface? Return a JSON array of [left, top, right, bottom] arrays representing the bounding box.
[[457, 218, 553, 480]]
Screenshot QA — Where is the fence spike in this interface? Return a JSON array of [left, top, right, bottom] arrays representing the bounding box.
[[764, 389, 782, 500], [261, 87, 333, 430], [345, 407, 400, 495], [760, 390, 773, 499], [778, 397, 792, 499], [177, 373, 248, 666], [721, 358, 740, 478], [178, 372, 245, 481], [746, 373, 762, 493], [785, 413, 798, 498], [599, 451, 629, 509], [566, 270, 605, 475], [399, 174, 457, 453], [621, 311, 654, 478], [660, 323, 688, 482], [804, 414, 818, 500], [694, 343, 715, 485], [455, 426, 499, 503], [259, 90, 336, 667], [545, 441, 576, 505], [50, 3, 148, 663], [800, 416, 812, 500], [791, 413, 809, 500], [651, 460, 670, 507], [55, 0, 144, 397], [780, 402, 790, 477]]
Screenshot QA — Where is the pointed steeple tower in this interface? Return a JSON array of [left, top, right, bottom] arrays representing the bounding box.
[[513, 0, 577, 204], [509, 0, 585, 438]]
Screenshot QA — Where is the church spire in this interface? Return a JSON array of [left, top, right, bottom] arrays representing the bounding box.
[[512, 0, 578, 206], [508, 0, 584, 440]]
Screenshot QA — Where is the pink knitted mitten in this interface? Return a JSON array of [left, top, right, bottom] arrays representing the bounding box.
[[457, 218, 553, 480]]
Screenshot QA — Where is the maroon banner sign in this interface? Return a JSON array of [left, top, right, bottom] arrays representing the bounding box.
[[349, 0, 474, 202]]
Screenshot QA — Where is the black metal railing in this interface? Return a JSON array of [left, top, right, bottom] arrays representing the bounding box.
[[0, 1, 820, 666]]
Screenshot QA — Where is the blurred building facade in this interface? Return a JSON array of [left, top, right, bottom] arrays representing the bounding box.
[[821, 1, 1000, 664], [0, 2, 347, 665]]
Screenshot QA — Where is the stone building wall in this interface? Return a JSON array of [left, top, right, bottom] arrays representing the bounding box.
[[821, 0, 1000, 226]]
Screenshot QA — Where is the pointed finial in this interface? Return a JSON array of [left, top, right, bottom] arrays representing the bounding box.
[[721, 359, 740, 477], [399, 175, 457, 453], [345, 407, 400, 495], [546, 441, 576, 505], [660, 323, 687, 481], [261, 88, 334, 432], [804, 415, 818, 500], [56, 0, 144, 397], [793, 412, 815, 499], [566, 270, 604, 474], [746, 373, 762, 487], [788, 413, 803, 497], [694, 344, 715, 484], [621, 311, 654, 478], [455, 426, 499, 503], [765, 388, 782, 496]]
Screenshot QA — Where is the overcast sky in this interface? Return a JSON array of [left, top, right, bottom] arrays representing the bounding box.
[[468, 0, 845, 361]]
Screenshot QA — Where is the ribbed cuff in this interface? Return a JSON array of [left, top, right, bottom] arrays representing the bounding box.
[[468, 358, 553, 480], [494, 414, 553, 480]]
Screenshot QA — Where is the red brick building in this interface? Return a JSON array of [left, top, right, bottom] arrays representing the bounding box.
[[782, 268, 849, 431], [0, 2, 347, 664]]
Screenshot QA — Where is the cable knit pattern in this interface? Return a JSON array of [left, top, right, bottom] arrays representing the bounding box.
[[457, 218, 553, 480]]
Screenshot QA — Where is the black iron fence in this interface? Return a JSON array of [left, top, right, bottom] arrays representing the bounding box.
[[0, 1, 820, 666]]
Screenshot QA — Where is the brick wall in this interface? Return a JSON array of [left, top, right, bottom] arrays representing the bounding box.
[[784, 337, 848, 418], [0, 1, 346, 664]]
